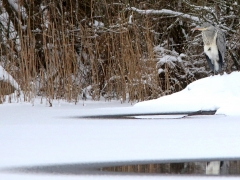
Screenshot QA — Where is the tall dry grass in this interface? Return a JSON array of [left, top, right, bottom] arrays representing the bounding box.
[[1, 0, 163, 104], [1, 1, 83, 104]]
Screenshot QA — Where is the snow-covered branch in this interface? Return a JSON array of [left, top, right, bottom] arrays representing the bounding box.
[[7, 0, 27, 19], [0, 65, 20, 90], [182, 0, 219, 23], [7, 0, 19, 13], [182, 0, 211, 11], [130, 7, 199, 22]]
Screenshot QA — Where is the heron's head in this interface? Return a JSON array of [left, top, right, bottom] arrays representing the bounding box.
[[193, 23, 214, 31]]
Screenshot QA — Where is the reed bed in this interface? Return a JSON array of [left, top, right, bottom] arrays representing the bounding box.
[[0, 0, 163, 103], [0, 0, 239, 104]]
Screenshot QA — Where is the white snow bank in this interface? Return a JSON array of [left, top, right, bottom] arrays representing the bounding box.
[[0, 66, 20, 90], [135, 72, 240, 116]]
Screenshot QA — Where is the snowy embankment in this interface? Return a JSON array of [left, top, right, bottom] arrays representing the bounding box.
[[1, 63, 239, 116], [135, 72, 240, 116], [79, 72, 240, 117]]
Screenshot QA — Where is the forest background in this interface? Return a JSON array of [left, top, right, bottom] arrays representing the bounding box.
[[0, 0, 239, 104]]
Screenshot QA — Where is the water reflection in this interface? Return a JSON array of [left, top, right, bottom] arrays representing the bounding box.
[[2, 161, 240, 176]]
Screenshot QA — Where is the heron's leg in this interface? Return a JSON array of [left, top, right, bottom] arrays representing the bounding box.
[[213, 69, 216, 75]]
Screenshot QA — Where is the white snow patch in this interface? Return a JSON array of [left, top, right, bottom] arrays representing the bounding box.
[[135, 72, 240, 116], [0, 65, 20, 90], [128, 15, 133, 24], [93, 20, 104, 27]]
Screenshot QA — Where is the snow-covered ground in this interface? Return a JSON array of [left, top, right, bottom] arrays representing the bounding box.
[[1, 72, 240, 179], [135, 72, 240, 116]]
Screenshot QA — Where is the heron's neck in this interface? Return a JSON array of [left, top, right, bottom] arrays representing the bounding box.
[[202, 29, 217, 45]]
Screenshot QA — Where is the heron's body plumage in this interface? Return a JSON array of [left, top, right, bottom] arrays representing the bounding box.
[[204, 43, 220, 71], [203, 29, 220, 71], [195, 23, 226, 74]]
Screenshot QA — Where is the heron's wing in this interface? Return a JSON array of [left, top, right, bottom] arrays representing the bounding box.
[[216, 28, 226, 62], [205, 54, 214, 71]]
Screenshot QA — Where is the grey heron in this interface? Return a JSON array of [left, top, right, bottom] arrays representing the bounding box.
[[194, 23, 226, 74]]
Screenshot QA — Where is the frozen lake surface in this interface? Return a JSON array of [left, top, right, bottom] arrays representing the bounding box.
[[1, 100, 240, 179]]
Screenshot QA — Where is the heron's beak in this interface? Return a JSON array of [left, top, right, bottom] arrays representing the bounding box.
[[192, 27, 207, 31]]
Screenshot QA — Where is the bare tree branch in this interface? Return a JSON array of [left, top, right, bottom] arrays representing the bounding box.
[[130, 7, 199, 22]]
